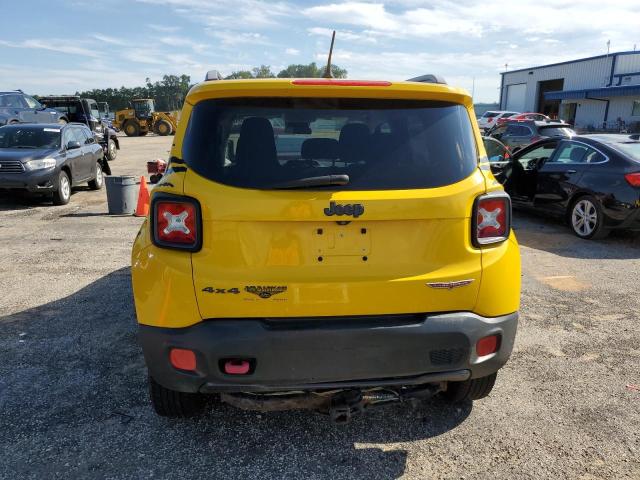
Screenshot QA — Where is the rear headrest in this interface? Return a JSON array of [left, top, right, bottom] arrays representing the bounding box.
[[235, 117, 277, 169], [301, 138, 339, 159], [339, 123, 370, 163], [569, 147, 586, 163]]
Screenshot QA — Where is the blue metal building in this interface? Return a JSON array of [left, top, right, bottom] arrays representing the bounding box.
[[499, 51, 640, 130]]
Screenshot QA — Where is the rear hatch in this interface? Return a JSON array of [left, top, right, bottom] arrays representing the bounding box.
[[182, 93, 485, 318]]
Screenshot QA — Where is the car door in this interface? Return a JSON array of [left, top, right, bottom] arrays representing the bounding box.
[[505, 140, 559, 205], [483, 137, 511, 184], [61, 127, 84, 184], [534, 140, 594, 214], [3, 94, 33, 123], [73, 127, 94, 180], [22, 95, 48, 124]]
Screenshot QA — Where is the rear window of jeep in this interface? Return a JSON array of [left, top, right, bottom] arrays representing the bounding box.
[[183, 98, 477, 190]]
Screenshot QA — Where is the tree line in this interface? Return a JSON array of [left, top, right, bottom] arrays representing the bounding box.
[[71, 63, 347, 113]]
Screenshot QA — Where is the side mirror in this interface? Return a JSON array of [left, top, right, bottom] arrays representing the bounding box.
[[66, 140, 81, 150]]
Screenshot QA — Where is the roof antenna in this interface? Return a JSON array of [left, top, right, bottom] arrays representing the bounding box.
[[322, 30, 336, 79]]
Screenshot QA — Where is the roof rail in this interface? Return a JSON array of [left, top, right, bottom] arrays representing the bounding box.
[[406, 74, 447, 85], [205, 70, 223, 81]]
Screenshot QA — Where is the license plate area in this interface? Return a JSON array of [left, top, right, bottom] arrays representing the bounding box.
[[312, 224, 371, 257]]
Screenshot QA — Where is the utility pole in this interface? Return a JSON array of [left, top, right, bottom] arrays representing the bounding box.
[[504, 63, 508, 72], [606, 40, 611, 55], [471, 77, 475, 98]]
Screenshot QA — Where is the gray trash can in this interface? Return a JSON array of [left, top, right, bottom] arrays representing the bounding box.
[[105, 176, 139, 215]]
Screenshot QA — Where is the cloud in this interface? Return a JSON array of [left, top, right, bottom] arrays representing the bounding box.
[[303, 2, 483, 38], [92, 33, 127, 46], [157, 36, 209, 53], [307, 27, 377, 44], [148, 24, 181, 33], [206, 30, 271, 47], [285, 48, 300, 55], [136, 0, 292, 29], [0, 39, 101, 57]]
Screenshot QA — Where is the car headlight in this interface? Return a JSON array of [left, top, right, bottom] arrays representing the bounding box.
[[24, 158, 57, 171]]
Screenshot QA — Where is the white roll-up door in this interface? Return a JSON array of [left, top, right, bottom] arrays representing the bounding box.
[[505, 83, 526, 112]]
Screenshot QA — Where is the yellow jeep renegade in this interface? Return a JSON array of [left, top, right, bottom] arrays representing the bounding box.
[[131, 73, 521, 421]]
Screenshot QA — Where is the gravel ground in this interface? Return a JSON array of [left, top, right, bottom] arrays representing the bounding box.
[[0, 134, 639, 479]]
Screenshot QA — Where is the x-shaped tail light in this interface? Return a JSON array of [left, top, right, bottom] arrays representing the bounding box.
[[152, 196, 201, 251], [474, 194, 510, 246]]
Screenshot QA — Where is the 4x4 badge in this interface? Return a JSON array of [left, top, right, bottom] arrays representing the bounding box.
[[324, 201, 364, 218], [245, 286, 287, 299]]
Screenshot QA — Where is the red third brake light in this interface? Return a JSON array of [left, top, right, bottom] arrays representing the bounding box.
[[624, 172, 640, 187], [473, 193, 511, 247], [291, 79, 392, 87], [152, 196, 201, 251]]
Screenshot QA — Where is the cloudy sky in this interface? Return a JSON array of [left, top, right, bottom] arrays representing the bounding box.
[[1, 0, 639, 102]]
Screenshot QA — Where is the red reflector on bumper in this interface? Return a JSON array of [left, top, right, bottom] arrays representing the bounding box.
[[224, 360, 251, 375], [169, 348, 197, 371], [476, 335, 500, 356]]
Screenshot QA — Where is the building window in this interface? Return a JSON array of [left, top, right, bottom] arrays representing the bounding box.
[[633, 101, 640, 117]]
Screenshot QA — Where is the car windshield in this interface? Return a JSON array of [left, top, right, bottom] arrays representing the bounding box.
[[0, 126, 61, 149], [483, 112, 500, 118], [610, 141, 640, 161], [539, 126, 575, 137], [183, 98, 478, 190]]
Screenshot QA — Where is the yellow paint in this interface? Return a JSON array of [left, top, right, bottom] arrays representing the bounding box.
[[131, 78, 520, 327]]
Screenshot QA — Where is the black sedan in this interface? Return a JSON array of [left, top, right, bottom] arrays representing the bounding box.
[[495, 134, 640, 239], [0, 123, 109, 205]]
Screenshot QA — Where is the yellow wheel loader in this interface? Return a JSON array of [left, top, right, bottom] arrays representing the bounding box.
[[113, 99, 178, 137]]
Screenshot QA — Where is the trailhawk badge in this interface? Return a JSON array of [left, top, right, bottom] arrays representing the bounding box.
[[245, 286, 287, 299]]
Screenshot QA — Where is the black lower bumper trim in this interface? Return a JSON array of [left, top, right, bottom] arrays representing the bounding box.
[[139, 311, 518, 394], [200, 369, 470, 393]]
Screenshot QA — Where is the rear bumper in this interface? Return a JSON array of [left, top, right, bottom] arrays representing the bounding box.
[[139, 312, 518, 393]]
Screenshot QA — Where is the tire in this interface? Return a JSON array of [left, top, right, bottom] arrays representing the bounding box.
[[569, 195, 609, 240], [124, 121, 140, 137], [139, 131, 148, 136], [149, 376, 206, 418], [155, 120, 171, 136], [52, 170, 71, 205], [106, 139, 117, 160], [88, 162, 104, 190], [444, 372, 497, 403]]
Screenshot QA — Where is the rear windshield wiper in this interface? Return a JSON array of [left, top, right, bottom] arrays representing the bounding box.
[[268, 174, 350, 189]]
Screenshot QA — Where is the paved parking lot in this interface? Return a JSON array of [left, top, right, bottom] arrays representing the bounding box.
[[1, 135, 639, 479]]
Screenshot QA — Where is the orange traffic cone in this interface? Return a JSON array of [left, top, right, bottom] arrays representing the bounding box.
[[134, 176, 150, 217]]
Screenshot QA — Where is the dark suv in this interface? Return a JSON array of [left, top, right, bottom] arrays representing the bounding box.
[[0, 123, 108, 205], [0, 91, 65, 126], [488, 120, 574, 150], [38, 96, 120, 160]]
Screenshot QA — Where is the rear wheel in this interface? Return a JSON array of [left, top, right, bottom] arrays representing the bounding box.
[[443, 372, 497, 403], [155, 119, 171, 136], [149, 376, 206, 417], [124, 121, 140, 137], [52, 170, 71, 205], [88, 162, 103, 190], [569, 195, 609, 240]]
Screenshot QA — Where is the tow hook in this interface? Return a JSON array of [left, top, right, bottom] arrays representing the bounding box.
[[329, 390, 365, 424]]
